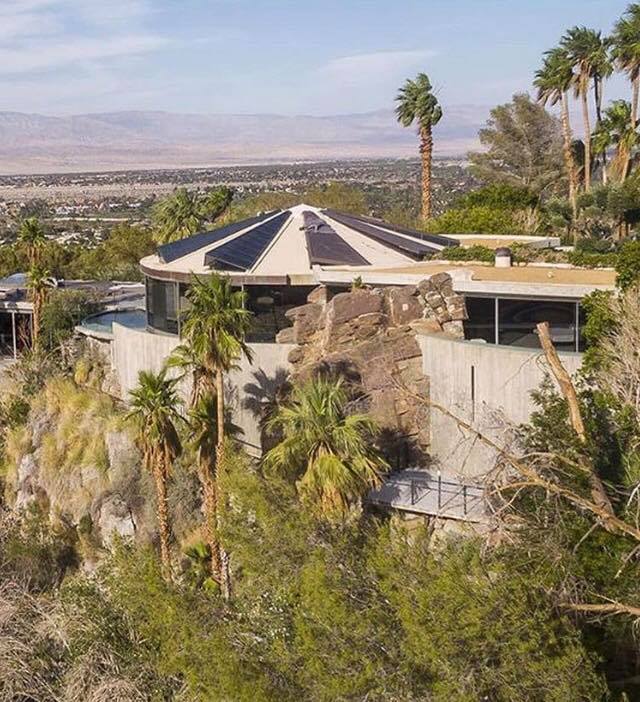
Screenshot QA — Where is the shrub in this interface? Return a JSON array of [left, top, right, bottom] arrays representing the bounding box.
[[615, 240, 640, 290], [438, 245, 496, 263], [426, 206, 519, 235], [453, 183, 539, 210]]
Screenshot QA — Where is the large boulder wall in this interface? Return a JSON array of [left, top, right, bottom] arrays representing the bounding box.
[[276, 275, 467, 460]]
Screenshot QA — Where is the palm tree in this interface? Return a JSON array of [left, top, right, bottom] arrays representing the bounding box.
[[153, 187, 233, 244], [593, 100, 639, 182], [188, 392, 223, 583], [561, 27, 613, 189], [19, 217, 46, 266], [612, 4, 640, 154], [535, 47, 579, 220], [27, 264, 52, 350], [263, 376, 387, 519], [395, 73, 443, 220], [167, 342, 208, 408], [179, 275, 253, 453], [127, 369, 182, 580]]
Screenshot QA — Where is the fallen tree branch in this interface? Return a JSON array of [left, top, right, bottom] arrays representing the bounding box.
[[536, 321, 615, 515], [389, 371, 640, 543], [561, 601, 640, 619]]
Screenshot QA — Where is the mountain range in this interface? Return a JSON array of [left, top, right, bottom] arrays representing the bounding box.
[[0, 106, 488, 174]]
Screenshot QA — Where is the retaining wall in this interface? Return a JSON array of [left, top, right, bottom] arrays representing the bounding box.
[[417, 333, 583, 477], [111, 323, 294, 456]]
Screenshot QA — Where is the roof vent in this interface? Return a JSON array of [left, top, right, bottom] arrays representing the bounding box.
[[495, 247, 512, 268]]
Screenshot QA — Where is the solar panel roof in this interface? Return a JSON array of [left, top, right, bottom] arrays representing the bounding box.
[[157, 210, 280, 264], [301, 211, 369, 266], [323, 210, 439, 259], [204, 210, 291, 271], [344, 212, 459, 248]]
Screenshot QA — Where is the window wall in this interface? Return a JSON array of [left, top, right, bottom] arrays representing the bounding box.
[[146, 278, 179, 334], [464, 295, 582, 352], [144, 277, 315, 342]]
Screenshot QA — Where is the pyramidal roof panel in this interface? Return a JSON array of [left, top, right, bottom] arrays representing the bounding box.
[[302, 211, 369, 266], [157, 210, 280, 264], [323, 209, 441, 259], [204, 210, 291, 271], [345, 212, 459, 248]]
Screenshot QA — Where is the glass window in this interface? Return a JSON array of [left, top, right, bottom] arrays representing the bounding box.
[[464, 297, 496, 344], [146, 277, 179, 334], [498, 299, 576, 351]]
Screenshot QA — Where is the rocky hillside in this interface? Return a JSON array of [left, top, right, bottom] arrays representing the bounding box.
[[277, 275, 467, 463]]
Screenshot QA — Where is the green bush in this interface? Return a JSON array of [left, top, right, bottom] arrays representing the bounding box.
[[615, 240, 640, 290], [567, 250, 618, 268], [438, 245, 496, 262], [426, 206, 519, 235], [40, 289, 100, 350], [453, 183, 539, 210]]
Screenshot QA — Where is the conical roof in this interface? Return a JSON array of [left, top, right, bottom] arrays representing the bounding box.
[[141, 203, 458, 282]]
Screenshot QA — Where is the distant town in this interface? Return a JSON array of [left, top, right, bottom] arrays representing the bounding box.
[[0, 158, 475, 246]]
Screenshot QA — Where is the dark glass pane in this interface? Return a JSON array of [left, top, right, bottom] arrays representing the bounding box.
[[498, 299, 576, 351], [245, 285, 315, 342], [464, 297, 495, 344], [578, 303, 586, 352], [146, 278, 178, 334]]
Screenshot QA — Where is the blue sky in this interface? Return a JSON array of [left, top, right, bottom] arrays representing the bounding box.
[[0, 0, 632, 116]]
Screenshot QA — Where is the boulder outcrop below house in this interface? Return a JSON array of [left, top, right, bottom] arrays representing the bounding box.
[[276, 275, 467, 460]]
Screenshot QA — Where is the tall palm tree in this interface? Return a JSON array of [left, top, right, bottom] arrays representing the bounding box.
[[177, 275, 252, 599], [395, 73, 443, 220], [263, 376, 387, 520], [188, 392, 223, 583], [27, 264, 52, 350], [593, 100, 639, 182], [19, 217, 46, 266], [153, 187, 233, 244], [535, 47, 579, 220], [127, 369, 182, 580], [612, 4, 640, 141], [179, 275, 253, 453], [561, 27, 613, 189]]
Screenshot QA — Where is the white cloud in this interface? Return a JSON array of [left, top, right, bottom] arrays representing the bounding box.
[[317, 49, 437, 86], [0, 0, 170, 112], [0, 0, 167, 75]]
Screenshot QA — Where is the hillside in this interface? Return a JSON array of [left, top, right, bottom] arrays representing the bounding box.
[[0, 106, 486, 174]]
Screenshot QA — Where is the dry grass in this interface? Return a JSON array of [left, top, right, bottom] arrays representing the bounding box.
[[33, 378, 123, 477]]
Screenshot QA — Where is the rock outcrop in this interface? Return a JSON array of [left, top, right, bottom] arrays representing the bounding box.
[[276, 274, 467, 461]]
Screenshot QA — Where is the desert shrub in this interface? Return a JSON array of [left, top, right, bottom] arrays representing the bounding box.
[[40, 289, 100, 351], [453, 183, 539, 210], [437, 245, 496, 262], [426, 205, 520, 235], [567, 250, 618, 268], [616, 240, 640, 290], [33, 377, 121, 477]]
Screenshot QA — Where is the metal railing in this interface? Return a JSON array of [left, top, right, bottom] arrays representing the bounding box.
[[368, 471, 486, 520]]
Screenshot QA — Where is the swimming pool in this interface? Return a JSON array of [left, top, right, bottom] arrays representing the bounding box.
[[79, 309, 147, 336]]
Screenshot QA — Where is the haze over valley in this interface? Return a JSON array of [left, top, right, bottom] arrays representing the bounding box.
[[0, 106, 485, 174]]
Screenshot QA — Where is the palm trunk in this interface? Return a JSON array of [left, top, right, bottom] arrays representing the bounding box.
[[632, 75, 639, 137], [419, 125, 433, 220], [560, 92, 578, 230], [580, 76, 591, 192], [594, 76, 607, 185], [198, 455, 222, 581], [622, 76, 638, 182], [214, 367, 231, 600], [151, 448, 172, 580], [32, 296, 40, 350]]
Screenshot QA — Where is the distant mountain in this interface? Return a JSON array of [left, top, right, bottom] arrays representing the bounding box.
[[0, 106, 489, 174]]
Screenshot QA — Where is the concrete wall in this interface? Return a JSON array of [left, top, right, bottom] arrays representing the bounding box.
[[417, 333, 583, 478], [112, 323, 294, 456]]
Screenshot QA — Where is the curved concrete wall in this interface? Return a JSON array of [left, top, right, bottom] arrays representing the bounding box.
[[417, 333, 582, 478], [111, 323, 294, 456]]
